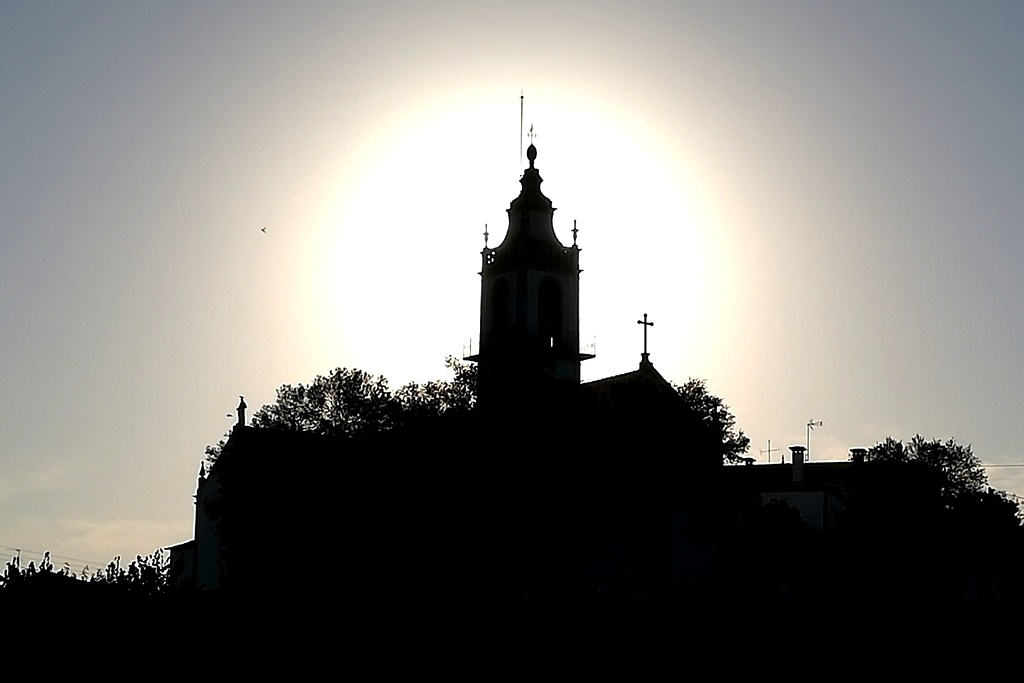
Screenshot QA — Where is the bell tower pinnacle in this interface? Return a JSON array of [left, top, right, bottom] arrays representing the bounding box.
[[466, 144, 594, 402]]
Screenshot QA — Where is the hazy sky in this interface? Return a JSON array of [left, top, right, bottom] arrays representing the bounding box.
[[4, 1, 1024, 568]]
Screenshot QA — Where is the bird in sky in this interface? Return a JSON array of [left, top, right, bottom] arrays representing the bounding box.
[[260, 226, 267, 233]]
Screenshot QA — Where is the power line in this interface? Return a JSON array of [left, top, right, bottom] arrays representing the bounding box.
[[0, 544, 115, 570]]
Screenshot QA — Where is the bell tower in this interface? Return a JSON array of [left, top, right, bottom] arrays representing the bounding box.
[[466, 144, 594, 402]]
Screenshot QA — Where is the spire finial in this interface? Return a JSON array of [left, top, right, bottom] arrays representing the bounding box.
[[572, 219, 578, 246], [526, 126, 537, 168], [483, 223, 489, 248]]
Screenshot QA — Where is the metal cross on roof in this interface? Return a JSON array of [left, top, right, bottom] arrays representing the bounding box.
[[637, 313, 653, 357]]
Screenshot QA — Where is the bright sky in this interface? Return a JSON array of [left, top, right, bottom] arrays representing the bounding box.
[[4, 1, 1024, 568]]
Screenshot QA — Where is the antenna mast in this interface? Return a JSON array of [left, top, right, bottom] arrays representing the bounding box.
[[806, 420, 823, 460], [519, 91, 524, 168]]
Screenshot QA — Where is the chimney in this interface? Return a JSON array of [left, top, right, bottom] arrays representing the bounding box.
[[850, 447, 867, 465], [790, 445, 806, 482]]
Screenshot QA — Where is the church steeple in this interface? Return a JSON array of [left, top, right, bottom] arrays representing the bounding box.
[[466, 144, 594, 402]]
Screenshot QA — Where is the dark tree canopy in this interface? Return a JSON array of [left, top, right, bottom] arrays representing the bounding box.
[[206, 358, 476, 464], [251, 367, 395, 436], [865, 435, 987, 499], [252, 357, 476, 436], [1, 549, 173, 606], [673, 378, 750, 463]]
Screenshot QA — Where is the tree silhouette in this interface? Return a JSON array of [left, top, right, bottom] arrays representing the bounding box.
[[251, 367, 396, 436], [833, 436, 1024, 606], [1, 549, 172, 605], [673, 378, 750, 464], [206, 357, 476, 464], [251, 357, 475, 435], [865, 435, 987, 500]]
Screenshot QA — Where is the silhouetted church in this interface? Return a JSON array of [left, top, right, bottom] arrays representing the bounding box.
[[170, 142, 722, 598], [166, 142, 1024, 611]]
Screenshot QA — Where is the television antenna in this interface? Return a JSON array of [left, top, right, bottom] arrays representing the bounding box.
[[806, 420, 823, 460]]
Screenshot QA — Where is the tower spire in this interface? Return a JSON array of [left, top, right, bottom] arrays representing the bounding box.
[[466, 137, 593, 402]]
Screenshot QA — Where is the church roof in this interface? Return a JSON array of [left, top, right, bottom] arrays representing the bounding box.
[[581, 354, 682, 410]]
